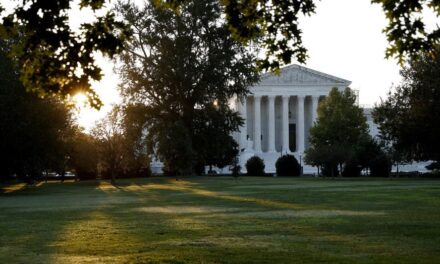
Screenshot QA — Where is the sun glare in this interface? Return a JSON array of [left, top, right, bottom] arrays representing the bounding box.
[[73, 92, 88, 108]]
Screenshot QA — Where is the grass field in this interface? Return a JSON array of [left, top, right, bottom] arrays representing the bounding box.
[[1, 177, 440, 263]]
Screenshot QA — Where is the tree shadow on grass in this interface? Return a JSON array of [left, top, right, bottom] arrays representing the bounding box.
[[2, 178, 438, 263]]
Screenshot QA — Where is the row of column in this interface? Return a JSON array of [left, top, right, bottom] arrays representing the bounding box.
[[239, 95, 320, 154]]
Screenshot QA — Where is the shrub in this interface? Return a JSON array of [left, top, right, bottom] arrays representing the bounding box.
[[369, 153, 392, 177], [193, 163, 206, 175], [321, 163, 339, 177], [245, 156, 265, 176], [342, 161, 362, 177], [275, 155, 301, 176], [76, 170, 97, 181]]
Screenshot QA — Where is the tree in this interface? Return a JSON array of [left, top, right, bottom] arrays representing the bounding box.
[[1, 0, 439, 103], [305, 87, 370, 176], [342, 136, 392, 177], [120, 104, 150, 177], [371, 0, 440, 64], [70, 130, 99, 180], [0, 0, 128, 108], [0, 38, 76, 182], [91, 105, 151, 181], [116, 0, 259, 175], [91, 106, 126, 183], [373, 46, 440, 164], [193, 105, 240, 173], [154, 0, 440, 70]]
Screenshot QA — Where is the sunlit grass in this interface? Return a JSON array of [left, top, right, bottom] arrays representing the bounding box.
[[1, 177, 440, 263]]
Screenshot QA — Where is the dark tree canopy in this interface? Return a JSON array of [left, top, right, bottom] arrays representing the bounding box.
[[116, 0, 259, 175], [372, 0, 440, 63], [193, 105, 240, 170], [1, 0, 439, 106], [373, 46, 440, 163], [0, 39, 76, 181], [154, 0, 316, 71], [0, 0, 128, 108], [158, 0, 440, 70]]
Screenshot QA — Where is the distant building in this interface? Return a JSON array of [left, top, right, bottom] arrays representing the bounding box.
[[151, 64, 430, 175], [235, 64, 350, 174], [363, 108, 380, 139]]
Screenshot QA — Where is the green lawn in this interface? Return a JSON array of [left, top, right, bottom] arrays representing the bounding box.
[[1, 177, 440, 263]]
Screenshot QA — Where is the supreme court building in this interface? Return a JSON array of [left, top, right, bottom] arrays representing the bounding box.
[[235, 64, 351, 174]]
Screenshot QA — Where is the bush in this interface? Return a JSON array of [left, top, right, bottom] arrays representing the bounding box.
[[321, 163, 339, 177], [245, 156, 265, 176], [342, 161, 362, 177], [76, 170, 97, 181], [369, 154, 392, 177], [275, 155, 301, 176], [193, 163, 206, 175]]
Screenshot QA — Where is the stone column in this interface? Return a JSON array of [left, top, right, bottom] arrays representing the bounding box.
[[311, 95, 319, 125], [268, 95, 276, 152], [253, 95, 262, 152], [297, 95, 305, 153], [281, 95, 290, 153], [239, 96, 248, 150]]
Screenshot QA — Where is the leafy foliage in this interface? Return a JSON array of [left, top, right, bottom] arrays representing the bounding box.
[[116, 0, 258, 175], [369, 151, 392, 177], [0, 39, 76, 181], [157, 0, 440, 70], [373, 46, 440, 163], [70, 131, 99, 180], [120, 104, 150, 177], [91, 106, 126, 182], [154, 0, 316, 71], [1, 0, 439, 103], [193, 105, 240, 171], [275, 155, 301, 177], [305, 88, 370, 176], [245, 156, 265, 176], [342, 161, 362, 177], [1, 0, 128, 108], [342, 137, 391, 177], [372, 0, 440, 64]]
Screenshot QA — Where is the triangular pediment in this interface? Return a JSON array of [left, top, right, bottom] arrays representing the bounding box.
[[259, 64, 351, 86]]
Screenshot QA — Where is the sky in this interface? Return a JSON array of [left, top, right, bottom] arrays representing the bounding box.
[[3, 0, 437, 130], [77, 0, 406, 130], [300, 0, 401, 107]]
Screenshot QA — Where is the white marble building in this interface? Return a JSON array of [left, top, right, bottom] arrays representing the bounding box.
[[151, 64, 431, 175], [235, 64, 351, 174]]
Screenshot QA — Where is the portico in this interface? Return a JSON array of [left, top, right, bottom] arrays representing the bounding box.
[[237, 64, 351, 173]]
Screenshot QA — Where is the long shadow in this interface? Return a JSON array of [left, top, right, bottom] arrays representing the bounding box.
[[90, 178, 404, 263], [2, 178, 438, 263], [0, 180, 138, 263]]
